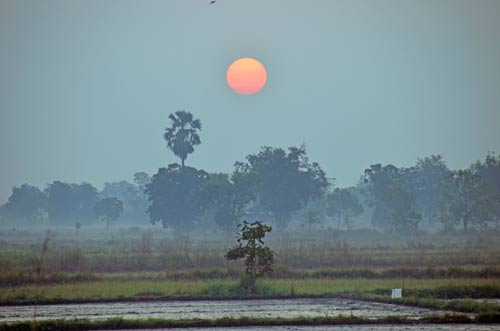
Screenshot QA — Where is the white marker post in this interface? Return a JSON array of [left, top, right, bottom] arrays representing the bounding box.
[[391, 288, 402, 299]]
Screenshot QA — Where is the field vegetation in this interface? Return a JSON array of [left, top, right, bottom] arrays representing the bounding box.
[[0, 112, 499, 328], [1, 313, 499, 331], [0, 227, 498, 315]]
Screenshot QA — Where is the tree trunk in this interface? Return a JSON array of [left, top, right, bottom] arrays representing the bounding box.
[[463, 215, 469, 232], [181, 158, 185, 168]]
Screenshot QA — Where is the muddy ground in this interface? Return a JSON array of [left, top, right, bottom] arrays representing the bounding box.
[[0, 298, 456, 322]]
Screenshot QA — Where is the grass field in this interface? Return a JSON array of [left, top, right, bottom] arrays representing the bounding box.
[[1, 227, 499, 314], [1, 227, 500, 274], [1, 277, 499, 304]]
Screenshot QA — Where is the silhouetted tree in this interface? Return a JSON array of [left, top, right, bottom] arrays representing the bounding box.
[[101, 179, 149, 224], [236, 145, 329, 228], [45, 182, 98, 225], [198, 173, 254, 234], [299, 206, 324, 229], [473, 152, 500, 196], [383, 185, 421, 234], [405, 155, 450, 225], [146, 164, 209, 232], [133, 172, 152, 193], [362, 164, 401, 229], [327, 188, 364, 229], [1, 184, 47, 223], [94, 197, 124, 230], [473, 153, 500, 227], [225, 220, 275, 292], [164, 110, 201, 168], [440, 169, 494, 232], [72, 183, 100, 222]]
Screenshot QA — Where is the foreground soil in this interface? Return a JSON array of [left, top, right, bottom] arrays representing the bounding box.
[[0, 298, 454, 323]]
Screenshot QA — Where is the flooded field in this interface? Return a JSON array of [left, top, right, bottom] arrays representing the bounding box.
[[0, 298, 455, 322]]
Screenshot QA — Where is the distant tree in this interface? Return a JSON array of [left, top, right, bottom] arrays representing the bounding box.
[[473, 153, 500, 227], [94, 197, 124, 230], [45, 182, 98, 225], [236, 145, 329, 228], [439, 169, 493, 232], [133, 172, 152, 194], [72, 183, 100, 222], [45, 181, 73, 224], [409, 155, 451, 225], [362, 164, 401, 229], [0, 205, 7, 224], [473, 152, 500, 196], [1, 184, 47, 223], [326, 188, 364, 229], [299, 206, 324, 229], [198, 173, 254, 234], [101, 179, 149, 224], [382, 185, 422, 234], [163, 110, 201, 168], [438, 202, 459, 231], [225, 220, 275, 292], [146, 164, 209, 232]]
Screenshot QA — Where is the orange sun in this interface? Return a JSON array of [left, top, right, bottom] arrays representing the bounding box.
[[226, 58, 267, 95]]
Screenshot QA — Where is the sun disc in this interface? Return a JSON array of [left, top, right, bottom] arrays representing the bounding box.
[[226, 58, 267, 95]]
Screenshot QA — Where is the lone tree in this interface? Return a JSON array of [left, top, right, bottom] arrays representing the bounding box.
[[198, 173, 255, 235], [164, 110, 201, 168], [225, 220, 275, 292], [2, 184, 47, 224], [94, 197, 124, 230], [362, 164, 401, 229], [236, 145, 329, 228], [327, 188, 364, 229], [383, 185, 422, 234], [146, 164, 209, 232], [440, 169, 493, 232]]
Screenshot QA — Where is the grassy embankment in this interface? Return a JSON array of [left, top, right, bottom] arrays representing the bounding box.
[[1, 313, 500, 331], [1, 277, 499, 312]]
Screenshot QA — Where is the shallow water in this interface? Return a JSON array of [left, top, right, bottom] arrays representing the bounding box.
[[0, 298, 454, 322]]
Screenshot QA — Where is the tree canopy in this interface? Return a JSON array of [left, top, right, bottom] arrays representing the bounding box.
[[1, 184, 47, 223], [94, 197, 124, 230], [45, 182, 99, 225], [440, 169, 495, 232], [164, 110, 201, 168], [327, 188, 364, 229], [146, 164, 209, 232], [236, 146, 329, 228], [198, 173, 254, 233]]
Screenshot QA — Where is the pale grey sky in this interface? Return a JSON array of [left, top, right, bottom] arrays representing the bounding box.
[[1, 0, 500, 203]]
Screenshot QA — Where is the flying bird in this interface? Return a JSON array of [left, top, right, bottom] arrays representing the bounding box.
[[210, 0, 216, 4]]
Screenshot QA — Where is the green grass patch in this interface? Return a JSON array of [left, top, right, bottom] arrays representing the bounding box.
[[1, 277, 499, 306], [340, 284, 500, 314]]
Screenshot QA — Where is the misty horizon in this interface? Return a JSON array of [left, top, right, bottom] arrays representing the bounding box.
[[1, 0, 500, 204]]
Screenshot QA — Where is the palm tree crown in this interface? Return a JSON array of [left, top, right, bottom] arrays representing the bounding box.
[[164, 110, 201, 167]]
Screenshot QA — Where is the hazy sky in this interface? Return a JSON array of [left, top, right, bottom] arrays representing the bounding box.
[[1, 0, 500, 203]]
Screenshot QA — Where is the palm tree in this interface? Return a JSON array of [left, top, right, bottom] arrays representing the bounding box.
[[164, 110, 201, 168]]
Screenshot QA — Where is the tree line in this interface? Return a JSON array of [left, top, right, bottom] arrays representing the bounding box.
[[1, 110, 499, 234]]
